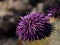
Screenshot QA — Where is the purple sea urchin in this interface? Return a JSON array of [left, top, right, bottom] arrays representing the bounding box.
[[47, 5, 60, 18], [16, 12, 52, 41]]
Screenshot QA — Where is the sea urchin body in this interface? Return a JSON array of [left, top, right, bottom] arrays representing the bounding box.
[[16, 12, 52, 41], [47, 5, 60, 18]]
